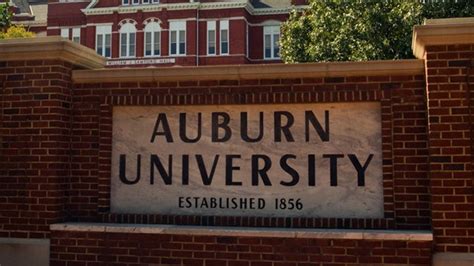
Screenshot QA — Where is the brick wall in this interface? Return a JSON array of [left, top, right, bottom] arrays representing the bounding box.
[[424, 44, 474, 253], [0, 58, 436, 264], [0, 59, 74, 238], [1, 24, 474, 264], [50, 230, 432, 266], [66, 73, 431, 233]]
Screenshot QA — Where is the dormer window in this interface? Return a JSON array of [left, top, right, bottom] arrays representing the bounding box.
[[122, 0, 155, 5]]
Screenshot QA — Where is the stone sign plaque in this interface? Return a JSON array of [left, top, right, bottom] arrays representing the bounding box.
[[111, 102, 384, 218]]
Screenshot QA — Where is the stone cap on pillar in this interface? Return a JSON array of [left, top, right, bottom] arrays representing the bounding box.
[[412, 17, 474, 59], [0, 36, 105, 69]]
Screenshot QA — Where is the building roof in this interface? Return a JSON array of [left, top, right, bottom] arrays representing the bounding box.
[[11, 0, 48, 17], [199, 0, 293, 9], [12, 0, 31, 15], [251, 0, 291, 9], [30, 2, 47, 23], [11, 0, 48, 26]]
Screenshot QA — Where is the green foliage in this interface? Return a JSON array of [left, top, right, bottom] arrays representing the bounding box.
[[281, 0, 474, 63], [423, 0, 474, 18], [0, 25, 35, 39], [0, 1, 13, 32], [0, 2, 35, 39]]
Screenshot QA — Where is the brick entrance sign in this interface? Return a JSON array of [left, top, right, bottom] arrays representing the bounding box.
[[1, 18, 473, 265]]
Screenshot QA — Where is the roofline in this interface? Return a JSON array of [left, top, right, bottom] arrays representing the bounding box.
[[13, 20, 47, 26], [0, 36, 105, 69], [81, 1, 307, 15], [73, 59, 425, 84], [412, 17, 474, 59]]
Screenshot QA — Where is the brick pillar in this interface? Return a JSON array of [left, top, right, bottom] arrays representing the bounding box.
[[413, 18, 474, 258], [0, 59, 73, 238], [0, 37, 105, 240]]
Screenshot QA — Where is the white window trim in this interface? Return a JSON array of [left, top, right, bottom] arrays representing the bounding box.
[[144, 22, 161, 57], [72, 27, 81, 43], [119, 23, 137, 58], [122, 0, 130, 5], [220, 20, 229, 55], [132, 0, 139, 5], [169, 21, 186, 56], [263, 25, 280, 60], [60, 28, 69, 39], [96, 25, 112, 58], [207, 21, 216, 56]]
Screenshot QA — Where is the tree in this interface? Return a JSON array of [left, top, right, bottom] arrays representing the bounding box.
[[280, 0, 474, 63], [0, 1, 13, 32], [0, 2, 35, 39], [422, 0, 474, 19]]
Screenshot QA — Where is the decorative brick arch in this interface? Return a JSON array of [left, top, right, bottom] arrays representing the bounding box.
[[118, 19, 138, 29], [143, 17, 162, 26]]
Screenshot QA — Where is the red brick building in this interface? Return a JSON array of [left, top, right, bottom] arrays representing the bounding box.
[[1, 17, 474, 266], [42, 0, 306, 66]]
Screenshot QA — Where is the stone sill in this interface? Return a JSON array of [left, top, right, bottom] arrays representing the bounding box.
[[0, 36, 105, 69], [50, 223, 433, 241], [412, 17, 474, 59], [72, 59, 425, 83], [0, 237, 50, 245]]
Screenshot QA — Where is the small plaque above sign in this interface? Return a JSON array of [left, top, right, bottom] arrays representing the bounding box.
[[106, 58, 176, 66], [111, 103, 383, 218]]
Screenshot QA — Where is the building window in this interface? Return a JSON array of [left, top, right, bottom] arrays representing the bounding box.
[[61, 27, 80, 43], [96, 25, 112, 58], [72, 28, 80, 43], [152, 0, 159, 3], [263, 25, 280, 59], [143, 0, 149, 3], [132, 0, 139, 4], [60, 28, 69, 39], [220, 20, 229, 55], [207, 21, 216, 55], [144, 22, 161, 57], [169, 21, 186, 56], [120, 22, 136, 58], [122, 0, 129, 5]]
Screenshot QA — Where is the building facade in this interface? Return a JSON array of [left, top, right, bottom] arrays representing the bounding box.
[[45, 0, 306, 66], [1, 18, 474, 266]]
